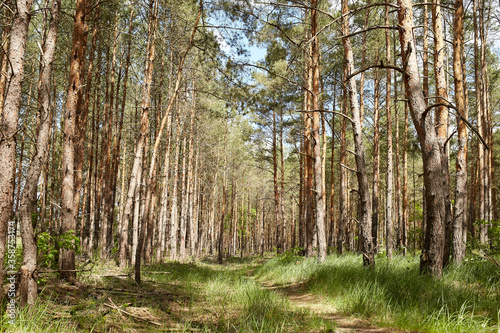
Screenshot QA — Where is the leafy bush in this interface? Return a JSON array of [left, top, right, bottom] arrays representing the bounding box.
[[37, 230, 80, 270]]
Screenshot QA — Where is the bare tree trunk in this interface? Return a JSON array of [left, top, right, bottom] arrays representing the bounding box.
[[170, 122, 182, 261], [432, 0, 452, 267], [19, 0, 60, 307], [398, 0, 447, 277], [310, 0, 327, 263], [341, 0, 374, 266], [473, 0, 486, 243], [137, 4, 201, 276], [119, 0, 157, 270], [0, 7, 11, 120], [114, 2, 134, 262], [328, 79, 337, 249], [0, 0, 34, 300], [100, 8, 120, 260], [479, 1, 492, 242], [452, 0, 468, 264], [423, 0, 429, 101], [218, 124, 228, 263], [191, 149, 200, 255], [395, 85, 402, 248], [280, 101, 287, 252], [273, 103, 281, 254], [179, 135, 188, 260], [60, 0, 88, 281], [402, 102, 409, 256], [385, 3, 394, 260], [156, 109, 173, 262], [338, 68, 348, 255], [371, 67, 380, 253], [304, 29, 314, 257]]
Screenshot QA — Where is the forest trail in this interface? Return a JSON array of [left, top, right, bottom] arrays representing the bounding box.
[[249, 270, 412, 333]]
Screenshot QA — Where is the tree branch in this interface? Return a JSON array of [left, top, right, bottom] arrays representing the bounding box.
[[423, 101, 489, 150], [338, 26, 399, 40], [296, 109, 354, 124], [340, 163, 357, 174], [347, 62, 404, 80]]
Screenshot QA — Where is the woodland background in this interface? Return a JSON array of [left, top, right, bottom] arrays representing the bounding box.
[[0, 0, 499, 327]]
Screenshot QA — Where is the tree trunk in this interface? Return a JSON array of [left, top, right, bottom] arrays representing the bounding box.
[[60, 0, 88, 281], [432, 0, 452, 267], [397, 0, 447, 277], [385, 2, 394, 260], [341, 0, 374, 266], [338, 68, 348, 255], [119, 0, 157, 270], [0, 0, 34, 301], [179, 135, 188, 260], [170, 121, 182, 261], [304, 29, 314, 258], [19, 0, 60, 307], [273, 103, 281, 254], [310, 0, 327, 263], [473, 0, 486, 243], [402, 102, 409, 256], [371, 67, 380, 253], [452, 0, 468, 264], [137, 3, 201, 276]]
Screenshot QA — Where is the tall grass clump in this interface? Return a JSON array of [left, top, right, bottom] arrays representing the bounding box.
[[0, 295, 78, 332], [203, 267, 310, 332], [255, 252, 500, 333], [145, 258, 329, 332]]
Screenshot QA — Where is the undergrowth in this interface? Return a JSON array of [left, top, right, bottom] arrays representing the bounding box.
[[1, 256, 334, 332], [255, 252, 500, 333]]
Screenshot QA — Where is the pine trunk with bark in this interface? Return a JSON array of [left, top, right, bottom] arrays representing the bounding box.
[[60, 0, 87, 281], [385, 3, 394, 260], [0, 0, 34, 302], [120, 0, 157, 270], [397, 0, 447, 277], [452, 0, 468, 264], [19, 0, 60, 307], [341, 0, 374, 266], [310, 0, 327, 263]]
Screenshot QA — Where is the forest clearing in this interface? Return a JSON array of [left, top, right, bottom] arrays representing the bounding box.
[[0, 0, 499, 331]]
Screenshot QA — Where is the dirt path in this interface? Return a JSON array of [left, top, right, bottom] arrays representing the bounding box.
[[255, 278, 410, 333]]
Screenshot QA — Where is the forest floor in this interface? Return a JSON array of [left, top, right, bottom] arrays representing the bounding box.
[[4, 253, 499, 332], [254, 277, 407, 333]]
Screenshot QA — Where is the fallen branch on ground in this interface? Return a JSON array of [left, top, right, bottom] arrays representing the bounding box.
[[103, 301, 162, 326]]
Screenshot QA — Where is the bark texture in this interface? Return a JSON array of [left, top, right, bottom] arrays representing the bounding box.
[[19, 0, 60, 307], [397, 0, 446, 277], [341, 0, 374, 266]]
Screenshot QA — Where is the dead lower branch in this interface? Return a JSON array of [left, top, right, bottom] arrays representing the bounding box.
[[347, 62, 404, 80]]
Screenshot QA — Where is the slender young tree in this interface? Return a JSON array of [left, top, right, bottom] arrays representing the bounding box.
[[119, 0, 157, 271], [341, 0, 374, 266], [385, 2, 394, 260], [452, 0, 468, 264], [310, 0, 327, 263]]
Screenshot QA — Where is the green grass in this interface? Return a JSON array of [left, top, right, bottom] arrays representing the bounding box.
[[143, 258, 333, 332], [5, 252, 496, 332], [0, 294, 79, 332], [255, 252, 500, 333], [0, 256, 333, 332]]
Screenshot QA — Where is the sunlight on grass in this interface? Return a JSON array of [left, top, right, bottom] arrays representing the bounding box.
[[0, 295, 79, 332], [255, 252, 500, 333]]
